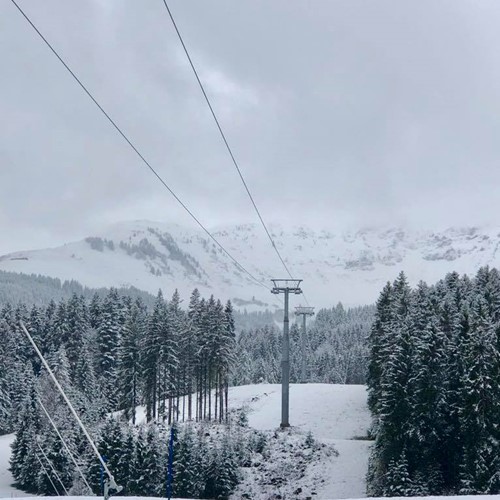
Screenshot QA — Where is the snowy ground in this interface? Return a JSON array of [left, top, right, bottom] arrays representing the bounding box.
[[0, 383, 372, 499], [228, 383, 372, 499], [6, 385, 500, 500], [0, 434, 20, 498], [7, 496, 500, 500]]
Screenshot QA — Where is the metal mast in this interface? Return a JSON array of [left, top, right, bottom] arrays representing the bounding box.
[[295, 306, 315, 383], [271, 279, 302, 428]]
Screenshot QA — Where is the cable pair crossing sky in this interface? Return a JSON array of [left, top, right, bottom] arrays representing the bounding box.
[[160, 0, 310, 307], [10, 0, 310, 306]]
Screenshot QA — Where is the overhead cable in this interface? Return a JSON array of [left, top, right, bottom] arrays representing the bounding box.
[[160, 0, 296, 281], [161, 1, 312, 307], [10, 0, 272, 293]]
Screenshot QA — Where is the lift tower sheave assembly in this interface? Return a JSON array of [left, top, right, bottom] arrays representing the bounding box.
[[271, 279, 302, 428], [295, 306, 315, 383]]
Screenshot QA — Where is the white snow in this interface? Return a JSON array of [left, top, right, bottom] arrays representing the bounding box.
[[0, 434, 19, 497], [228, 383, 371, 499], [0, 383, 371, 499], [7, 496, 500, 500], [1, 220, 499, 308], [3, 385, 500, 500]]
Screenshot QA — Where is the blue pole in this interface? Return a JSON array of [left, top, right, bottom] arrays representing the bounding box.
[[166, 427, 175, 499]]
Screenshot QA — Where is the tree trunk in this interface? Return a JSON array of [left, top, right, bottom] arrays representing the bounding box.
[[214, 370, 218, 422], [208, 361, 212, 421], [224, 376, 229, 421]]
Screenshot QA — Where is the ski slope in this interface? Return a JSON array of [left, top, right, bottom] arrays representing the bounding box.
[[4, 385, 500, 500], [0, 434, 17, 498], [228, 383, 372, 499], [0, 383, 371, 499]]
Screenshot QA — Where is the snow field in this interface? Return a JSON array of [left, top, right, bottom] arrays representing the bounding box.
[[0, 383, 371, 499], [3, 220, 500, 308], [227, 383, 372, 499], [0, 434, 18, 498]]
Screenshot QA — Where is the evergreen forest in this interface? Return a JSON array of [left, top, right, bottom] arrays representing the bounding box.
[[0, 284, 369, 498], [1, 287, 241, 498], [367, 267, 500, 496]]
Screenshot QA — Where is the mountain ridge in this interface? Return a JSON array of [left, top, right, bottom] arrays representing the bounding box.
[[1, 220, 498, 308]]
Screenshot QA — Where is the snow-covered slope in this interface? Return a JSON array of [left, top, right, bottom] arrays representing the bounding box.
[[228, 383, 371, 499], [0, 434, 17, 498], [1, 220, 498, 307], [0, 383, 370, 499]]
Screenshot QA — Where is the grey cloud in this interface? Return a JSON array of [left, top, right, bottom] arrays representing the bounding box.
[[2, 0, 500, 255]]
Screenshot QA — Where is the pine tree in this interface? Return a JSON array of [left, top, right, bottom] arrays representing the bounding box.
[[220, 300, 236, 421], [367, 282, 394, 418], [118, 302, 144, 423], [174, 425, 202, 498], [10, 378, 42, 493], [376, 273, 413, 480], [88, 418, 125, 494], [96, 291, 122, 409], [168, 290, 183, 423], [37, 427, 73, 495], [143, 291, 165, 421], [116, 424, 136, 494], [0, 317, 12, 434], [141, 424, 163, 497], [88, 293, 101, 330], [204, 435, 239, 500], [383, 450, 413, 497], [459, 296, 500, 493], [185, 288, 201, 421], [408, 282, 447, 480]]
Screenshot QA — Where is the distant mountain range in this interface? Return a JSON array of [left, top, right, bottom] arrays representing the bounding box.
[[1, 220, 498, 308]]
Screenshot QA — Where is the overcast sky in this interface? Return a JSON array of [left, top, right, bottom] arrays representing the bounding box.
[[2, 0, 500, 255]]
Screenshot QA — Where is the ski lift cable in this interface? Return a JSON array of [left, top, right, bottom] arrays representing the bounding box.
[[35, 453, 60, 496], [35, 440, 69, 495], [37, 396, 94, 494], [9, 0, 276, 296], [19, 320, 121, 492], [160, 0, 311, 307]]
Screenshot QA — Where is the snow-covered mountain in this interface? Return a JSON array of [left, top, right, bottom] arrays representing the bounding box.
[[0, 220, 498, 308]]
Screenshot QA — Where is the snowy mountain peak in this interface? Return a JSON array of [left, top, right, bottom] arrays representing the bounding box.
[[0, 221, 498, 308]]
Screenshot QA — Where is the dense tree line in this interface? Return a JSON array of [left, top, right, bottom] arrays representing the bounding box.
[[233, 303, 373, 385], [11, 392, 247, 499], [1, 287, 237, 497], [367, 267, 500, 496], [0, 269, 157, 308], [0, 269, 285, 334]]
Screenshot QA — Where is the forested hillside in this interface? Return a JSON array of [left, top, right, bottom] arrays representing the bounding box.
[[234, 303, 374, 386], [0, 287, 243, 497], [367, 267, 500, 496], [0, 270, 157, 308], [0, 269, 278, 334]]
